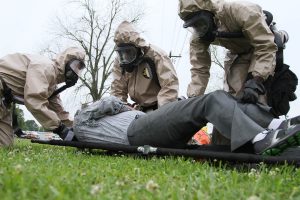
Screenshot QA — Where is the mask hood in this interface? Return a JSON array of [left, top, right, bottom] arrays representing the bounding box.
[[53, 47, 86, 83], [114, 21, 149, 51], [178, 0, 224, 20]]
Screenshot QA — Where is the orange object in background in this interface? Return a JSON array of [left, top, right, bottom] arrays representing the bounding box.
[[192, 126, 211, 145]]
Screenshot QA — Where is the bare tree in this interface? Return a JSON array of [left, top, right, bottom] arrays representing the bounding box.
[[43, 0, 144, 102], [210, 45, 225, 69], [205, 45, 226, 93]]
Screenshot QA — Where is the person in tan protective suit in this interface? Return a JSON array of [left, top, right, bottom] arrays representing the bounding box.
[[0, 47, 86, 147], [178, 0, 280, 145], [178, 0, 279, 105], [111, 21, 179, 112]]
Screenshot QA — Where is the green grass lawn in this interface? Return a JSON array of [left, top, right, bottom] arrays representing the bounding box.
[[1, 139, 300, 200]]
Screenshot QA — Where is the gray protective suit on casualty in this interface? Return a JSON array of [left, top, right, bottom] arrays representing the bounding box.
[[111, 21, 179, 108], [0, 47, 85, 147], [178, 0, 278, 100], [73, 91, 274, 152], [73, 96, 145, 144]]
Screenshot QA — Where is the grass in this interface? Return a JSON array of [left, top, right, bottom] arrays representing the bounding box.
[[1, 139, 300, 200]]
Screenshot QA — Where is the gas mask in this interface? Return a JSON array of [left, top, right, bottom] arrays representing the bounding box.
[[65, 59, 85, 87], [48, 59, 85, 100], [115, 44, 142, 73], [183, 10, 217, 42]]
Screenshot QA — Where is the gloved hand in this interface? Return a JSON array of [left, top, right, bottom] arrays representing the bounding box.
[[53, 122, 75, 141], [240, 76, 266, 104]]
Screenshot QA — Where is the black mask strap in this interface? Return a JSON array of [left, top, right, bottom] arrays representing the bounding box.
[[214, 31, 244, 38], [48, 85, 69, 100]]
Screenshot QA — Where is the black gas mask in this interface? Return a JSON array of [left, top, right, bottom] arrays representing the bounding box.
[[183, 10, 217, 42], [65, 59, 85, 87], [48, 59, 85, 100], [115, 44, 142, 73], [183, 10, 245, 42]]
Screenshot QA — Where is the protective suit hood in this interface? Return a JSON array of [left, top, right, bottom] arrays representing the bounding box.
[[178, 0, 224, 20], [114, 21, 149, 51], [53, 47, 86, 83]]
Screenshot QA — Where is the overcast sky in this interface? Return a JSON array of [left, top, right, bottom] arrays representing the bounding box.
[[0, 0, 299, 121]]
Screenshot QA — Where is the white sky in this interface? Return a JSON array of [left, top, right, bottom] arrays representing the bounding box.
[[0, 0, 299, 121]]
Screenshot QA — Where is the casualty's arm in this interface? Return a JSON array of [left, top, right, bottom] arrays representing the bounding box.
[[110, 59, 129, 103], [76, 96, 131, 122], [187, 34, 211, 97]]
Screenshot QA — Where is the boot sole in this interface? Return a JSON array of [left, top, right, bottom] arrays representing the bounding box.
[[262, 131, 300, 156]]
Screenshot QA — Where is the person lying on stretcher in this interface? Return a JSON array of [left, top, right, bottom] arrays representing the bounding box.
[[59, 90, 300, 156]]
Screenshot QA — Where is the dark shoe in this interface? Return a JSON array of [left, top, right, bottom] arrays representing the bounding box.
[[254, 125, 300, 155], [278, 115, 300, 129]]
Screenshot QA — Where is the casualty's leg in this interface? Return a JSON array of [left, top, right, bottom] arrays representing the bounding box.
[[190, 90, 274, 151], [127, 93, 210, 148], [213, 51, 267, 146], [128, 90, 300, 155], [127, 90, 272, 149], [211, 52, 245, 146]]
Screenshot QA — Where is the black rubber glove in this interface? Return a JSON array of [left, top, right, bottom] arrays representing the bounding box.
[[53, 123, 75, 141], [240, 76, 266, 104]]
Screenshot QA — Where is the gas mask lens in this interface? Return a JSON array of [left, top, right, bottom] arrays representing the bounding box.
[[69, 59, 85, 77], [116, 45, 138, 65]]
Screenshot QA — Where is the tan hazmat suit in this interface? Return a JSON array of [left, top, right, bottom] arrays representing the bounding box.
[[0, 47, 85, 147], [111, 21, 179, 108], [178, 0, 278, 100]]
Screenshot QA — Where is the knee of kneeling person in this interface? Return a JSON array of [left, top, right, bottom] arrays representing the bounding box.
[[0, 133, 14, 147]]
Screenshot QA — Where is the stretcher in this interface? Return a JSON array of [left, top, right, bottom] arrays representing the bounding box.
[[31, 139, 300, 166]]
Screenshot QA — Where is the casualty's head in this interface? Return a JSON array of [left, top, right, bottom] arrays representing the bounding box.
[[114, 21, 149, 73], [178, 0, 221, 42], [54, 47, 86, 86]]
